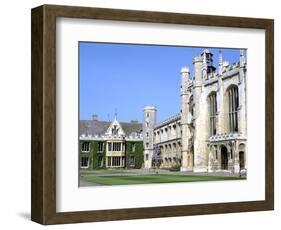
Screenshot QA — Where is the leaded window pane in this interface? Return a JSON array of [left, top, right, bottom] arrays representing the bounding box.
[[228, 86, 239, 132]]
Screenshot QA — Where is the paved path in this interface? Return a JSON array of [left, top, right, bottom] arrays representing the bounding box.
[[79, 180, 106, 187]]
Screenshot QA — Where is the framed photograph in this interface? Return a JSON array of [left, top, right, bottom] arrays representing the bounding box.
[[31, 4, 274, 224]]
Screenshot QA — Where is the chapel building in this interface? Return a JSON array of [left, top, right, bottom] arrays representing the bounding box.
[[143, 49, 247, 173]]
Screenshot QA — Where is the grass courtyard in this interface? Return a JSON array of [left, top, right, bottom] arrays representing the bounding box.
[[80, 173, 244, 186]]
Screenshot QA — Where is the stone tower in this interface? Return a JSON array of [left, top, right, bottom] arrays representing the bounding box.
[[180, 66, 192, 171], [202, 49, 216, 80], [217, 50, 224, 134], [193, 52, 208, 172], [143, 106, 157, 169], [238, 49, 247, 135]]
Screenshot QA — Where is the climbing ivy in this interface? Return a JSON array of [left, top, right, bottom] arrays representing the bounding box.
[[80, 140, 143, 170], [125, 141, 144, 169]]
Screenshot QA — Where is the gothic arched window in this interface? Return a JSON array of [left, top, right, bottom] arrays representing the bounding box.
[[228, 85, 239, 132], [208, 92, 217, 136], [189, 95, 194, 116]]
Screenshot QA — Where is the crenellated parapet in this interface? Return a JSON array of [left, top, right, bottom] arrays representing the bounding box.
[[188, 49, 245, 88], [208, 132, 246, 143]]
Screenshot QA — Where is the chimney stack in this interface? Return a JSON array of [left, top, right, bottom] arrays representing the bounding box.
[[92, 114, 98, 121]]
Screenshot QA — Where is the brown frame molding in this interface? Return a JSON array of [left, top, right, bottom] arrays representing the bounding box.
[[31, 4, 274, 225]]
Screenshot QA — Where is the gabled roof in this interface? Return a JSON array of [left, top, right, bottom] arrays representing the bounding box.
[[105, 118, 125, 136], [154, 113, 181, 129], [79, 119, 142, 137]]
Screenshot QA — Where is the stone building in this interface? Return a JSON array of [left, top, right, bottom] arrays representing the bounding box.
[[79, 114, 143, 169], [143, 49, 247, 174]]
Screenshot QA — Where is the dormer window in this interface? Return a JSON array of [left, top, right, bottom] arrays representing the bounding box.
[[105, 119, 124, 137], [112, 125, 119, 135]]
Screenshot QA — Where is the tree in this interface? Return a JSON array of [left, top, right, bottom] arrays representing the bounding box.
[[152, 144, 161, 168]]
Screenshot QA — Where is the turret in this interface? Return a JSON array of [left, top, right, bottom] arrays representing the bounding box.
[[193, 55, 203, 85], [218, 49, 223, 75], [143, 106, 157, 168], [191, 50, 210, 172], [240, 49, 246, 67], [238, 49, 247, 141], [180, 66, 190, 94], [180, 66, 192, 171], [201, 49, 216, 80], [180, 66, 190, 121]]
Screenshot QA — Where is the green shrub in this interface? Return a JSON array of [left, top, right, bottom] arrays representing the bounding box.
[[169, 164, 181, 172]]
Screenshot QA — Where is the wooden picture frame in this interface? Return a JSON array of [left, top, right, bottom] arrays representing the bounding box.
[[31, 4, 274, 225]]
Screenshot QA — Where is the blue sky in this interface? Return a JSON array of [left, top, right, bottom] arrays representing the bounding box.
[[79, 42, 244, 123]]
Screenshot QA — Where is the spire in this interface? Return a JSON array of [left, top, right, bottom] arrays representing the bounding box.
[[114, 108, 117, 120], [218, 49, 223, 75], [202, 51, 207, 68], [180, 66, 190, 94], [202, 51, 208, 80], [218, 49, 223, 66], [240, 49, 246, 67]]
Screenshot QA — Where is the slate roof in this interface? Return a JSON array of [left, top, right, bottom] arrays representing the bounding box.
[[154, 113, 181, 129], [79, 120, 142, 137]]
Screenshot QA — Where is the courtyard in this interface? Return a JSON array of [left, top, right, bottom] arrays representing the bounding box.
[[79, 169, 245, 186]]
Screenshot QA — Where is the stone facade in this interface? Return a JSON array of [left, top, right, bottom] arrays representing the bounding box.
[[151, 114, 182, 168], [143, 49, 247, 174]]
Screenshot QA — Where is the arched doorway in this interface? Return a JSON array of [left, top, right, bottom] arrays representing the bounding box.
[[239, 143, 246, 170], [221, 145, 228, 170], [190, 145, 194, 167], [239, 151, 245, 169]]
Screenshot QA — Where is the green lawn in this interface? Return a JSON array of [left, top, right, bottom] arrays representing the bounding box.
[[80, 174, 244, 185]]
